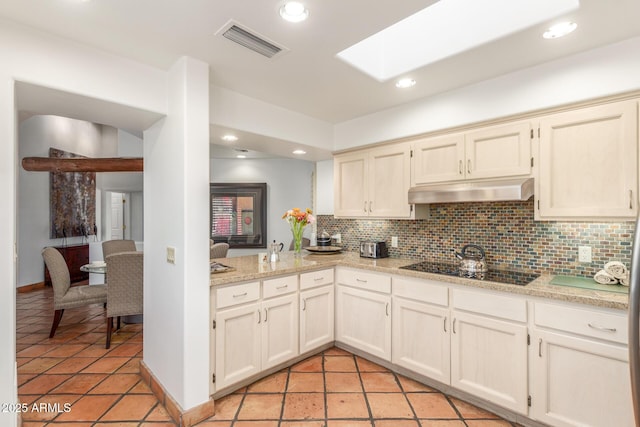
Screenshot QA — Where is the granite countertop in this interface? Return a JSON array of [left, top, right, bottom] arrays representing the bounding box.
[[211, 251, 630, 311]]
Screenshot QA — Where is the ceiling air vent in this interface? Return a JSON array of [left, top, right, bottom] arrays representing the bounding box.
[[216, 20, 288, 59]]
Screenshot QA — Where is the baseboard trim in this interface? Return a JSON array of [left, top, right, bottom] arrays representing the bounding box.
[[139, 361, 214, 427], [17, 282, 46, 293]]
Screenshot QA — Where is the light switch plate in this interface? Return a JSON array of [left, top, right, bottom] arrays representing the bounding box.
[[391, 236, 398, 248], [167, 246, 176, 264]]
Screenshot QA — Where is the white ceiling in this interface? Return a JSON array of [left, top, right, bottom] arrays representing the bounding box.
[[3, 0, 640, 157]]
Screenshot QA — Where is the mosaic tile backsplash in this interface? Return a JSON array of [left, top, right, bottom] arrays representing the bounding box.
[[317, 200, 636, 277]]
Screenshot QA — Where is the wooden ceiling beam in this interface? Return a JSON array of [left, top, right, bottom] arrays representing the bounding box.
[[21, 157, 143, 173]]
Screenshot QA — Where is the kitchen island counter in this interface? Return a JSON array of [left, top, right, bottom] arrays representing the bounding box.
[[211, 251, 629, 310]]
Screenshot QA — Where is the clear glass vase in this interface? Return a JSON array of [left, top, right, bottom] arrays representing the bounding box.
[[291, 223, 304, 256]]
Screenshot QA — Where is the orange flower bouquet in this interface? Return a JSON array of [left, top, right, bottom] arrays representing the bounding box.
[[282, 207, 315, 254]]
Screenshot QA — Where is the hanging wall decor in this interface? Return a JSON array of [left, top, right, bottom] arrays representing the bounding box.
[[49, 148, 96, 239]]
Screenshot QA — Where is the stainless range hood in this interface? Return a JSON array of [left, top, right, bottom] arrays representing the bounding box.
[[408, 178, 534, 204]]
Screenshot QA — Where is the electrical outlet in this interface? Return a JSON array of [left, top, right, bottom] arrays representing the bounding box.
[[166, 246, 176, 264], [332, 233, 342, 244], [578, 246, 592, 263], [391, 236, 398, 248]]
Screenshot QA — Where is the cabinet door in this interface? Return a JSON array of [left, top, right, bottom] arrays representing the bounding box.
[[412, 134, 465, 185], [369, 143, 412, 218], [262, 293, 299, 370], [530, 329, 633, 427], [334, 151, 368, 217], [215, 303, 261, 390], [537, 100, 638, 219], [465, 121, 531, 180], [392, 297, 450, 384], [450, 310, 528, 414], [336, 285, 391, 360], [300, 285, 334, 353]]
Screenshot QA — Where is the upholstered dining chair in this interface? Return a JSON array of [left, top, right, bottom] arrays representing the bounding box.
[[210, 242, 230, 259], [42, 247, 107, 338], [104, 251, 143, 349], [102, 239, 137, 258]]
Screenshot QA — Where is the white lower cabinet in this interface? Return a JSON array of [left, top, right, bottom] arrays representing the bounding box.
[[450, 289, 529, 415], [214, 275, 299, 391], [392, 277, 450, 384], [335, 268, 392, 360], [261, 293, 299, 370], [299, 268, 335, 353], [214, 300, 261, 390], [530, 302, 633, 427]]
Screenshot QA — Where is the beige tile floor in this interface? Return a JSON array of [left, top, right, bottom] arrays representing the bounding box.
[[16, 286, 519, 426]]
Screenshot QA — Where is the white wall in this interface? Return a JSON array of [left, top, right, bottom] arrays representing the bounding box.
[[143, 57, 210, 410], [17, 116, 144, 287], [334, 36, 640, 149], [0, 20, 167, 426], [17, 115, 108, 287], [315, 160, 334, 215], [210, 85, 334, 151], [210, 157, 315, 256]]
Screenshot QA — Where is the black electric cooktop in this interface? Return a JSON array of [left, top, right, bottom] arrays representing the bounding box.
[[399, 261, 539, 286]]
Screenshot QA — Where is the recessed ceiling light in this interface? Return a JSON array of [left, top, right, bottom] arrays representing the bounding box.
[[236, 154, 247, 159], [293, 149, 307, 155], [279, 1, 309, 23], [222, 134, 238, 142], [395, 78, 416, 89], [543, 21, 577, 39]]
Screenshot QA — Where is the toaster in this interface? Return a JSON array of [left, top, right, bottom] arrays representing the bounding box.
[[360, 241, 389, 259]]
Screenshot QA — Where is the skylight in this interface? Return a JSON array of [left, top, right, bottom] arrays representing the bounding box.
[[336, 0, 580, 82]]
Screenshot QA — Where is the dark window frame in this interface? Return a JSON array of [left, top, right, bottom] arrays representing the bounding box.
[[210, 182, 267, 249]]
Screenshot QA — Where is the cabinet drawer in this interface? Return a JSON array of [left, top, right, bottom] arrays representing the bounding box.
[[337, 268, 391, 294], [452, 288, 526, 322], [263, 275, 298, 299], [216, 281, 260, 309], [534, 302, 628, 344], [300, 268, 334, 290], [393, 276, 448, 306]]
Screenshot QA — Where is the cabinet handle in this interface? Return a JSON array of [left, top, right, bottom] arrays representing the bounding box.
[[314, 277, 324, 281], [459, 160, 463, 175], [356, 278, 368, 283], [630, 190, 633, 209], [364, 201, 367, 212], [467, 159, 471, 175], [452, 318, 457, 334], [539, 338, 542, 357], [276, 284, 288, 290], [264, 308, 268, 322], [385, 302, 389, 316], [233, 292, 247, 298], [443, 317, 447, 333], [588, 323, 617, 333], [258, 310, 261, 324], [302, 299, 306, 311]]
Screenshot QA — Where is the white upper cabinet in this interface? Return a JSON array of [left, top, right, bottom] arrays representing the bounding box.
[[412, 121, 532, 186], [536, 100, 639, 220], [334, 142, 425, 218]]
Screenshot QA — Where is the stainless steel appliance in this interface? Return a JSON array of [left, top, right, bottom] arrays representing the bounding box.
[[453, 244, 488, 274], [408, 177, 534, 205], [399, 261, 539, 286], [360, 241, 389, 258], [628, 216, 640, 426]]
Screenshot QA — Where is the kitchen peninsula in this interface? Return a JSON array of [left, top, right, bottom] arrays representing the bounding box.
[[210, 251, 632, 427]]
